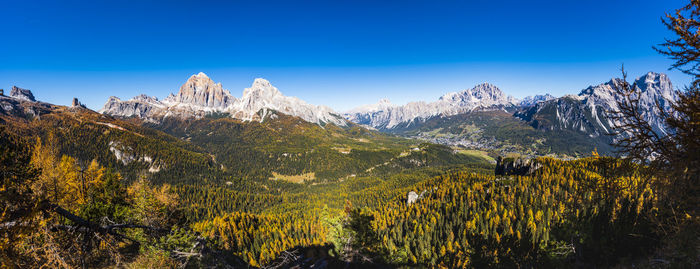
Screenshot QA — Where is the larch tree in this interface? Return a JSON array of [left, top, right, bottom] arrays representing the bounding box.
[[610, 0, 700, 264], [0, 129, 41, 267]]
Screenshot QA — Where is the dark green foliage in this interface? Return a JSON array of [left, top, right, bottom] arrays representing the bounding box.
[[0, 127, 41, 266], [366, 157, 657, 267], [345, 209, 380, 254], [151, 113, 415, 182], [77, 170, 132, 224]]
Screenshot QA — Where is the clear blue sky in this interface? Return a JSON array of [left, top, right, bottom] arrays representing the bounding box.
[[0, 0, 692, 111]]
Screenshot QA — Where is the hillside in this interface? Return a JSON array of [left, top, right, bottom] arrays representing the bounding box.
[[393, 110, 614, 157], [1, 81, 694, 268], [1, 86, 493, 187]]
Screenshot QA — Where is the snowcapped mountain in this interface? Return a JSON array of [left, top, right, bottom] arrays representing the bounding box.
[[515, 72, 676, 138], [342, 71, 675, 156], [100, 73, 347, 126], [346, 98, 395, 115], [519, 94, 555, 107], [345, 83, 518, 130], [228, 78, 344, 125]]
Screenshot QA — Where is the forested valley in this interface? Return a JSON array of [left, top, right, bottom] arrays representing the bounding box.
[[2, 1, 700, 268]]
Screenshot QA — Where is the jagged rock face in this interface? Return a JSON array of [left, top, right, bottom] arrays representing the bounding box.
[[439, 83, 517, 107], [0, 86, 51, 118], [100, 73, 347, 126], [519, 94, 555, 107], [229, 78, 346, 125], [100, 95, 165, 123], [10, 86, 35, 102], [345, 83, 518, 130], [164, 72, 234, 108], [495, 156, 542, 176], [515, 72, 676, 139], [0, 87, 52, 118], [407, 191, 419, 205], [71, 98, 86, 108], [406, 190, 427, 205]]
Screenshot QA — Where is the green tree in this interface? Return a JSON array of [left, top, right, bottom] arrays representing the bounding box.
[[610, 1, 700, 265], [0, 128, 41, 266]]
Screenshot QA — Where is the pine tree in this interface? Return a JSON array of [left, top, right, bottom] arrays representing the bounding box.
[[0, 129, 41, 266]]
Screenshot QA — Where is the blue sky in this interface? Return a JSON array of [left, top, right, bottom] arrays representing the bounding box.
[[0, 0, 691, 111]]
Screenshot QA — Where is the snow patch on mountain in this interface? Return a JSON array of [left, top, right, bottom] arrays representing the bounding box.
[[519, 94, 555, 107]]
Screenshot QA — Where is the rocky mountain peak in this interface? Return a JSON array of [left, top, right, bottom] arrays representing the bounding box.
[[101, 74, 347, 126], [520, 94, 556, 107], [577, 72, 672, 104], [252, 77, 273, 88], [165, 72, 233, 108], [242, 78, 282, 101], [469, 83, 509, 101], [10, 86, 36, 102], [472, 82, 503, 94], [347, 82, 518, 130], [639, 72, 668, 86], [195, 72, 209, 79], [346, 98, 395, 115], [635, 72, 673, 97], [132, 94, 160, 103], [515, 71, 676, 139], [440, 83, 511, 105], [231, 78, 346, 126], [106, 96, 121, 103], [71, 98, 86, 108]]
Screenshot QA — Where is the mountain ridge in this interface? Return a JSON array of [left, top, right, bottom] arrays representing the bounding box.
[[100, 73, 348, 127], [345, 82, 519, 130], [347, 72, 675, 136], [515, 72, 676, 139], [344, 71, 677, 157]]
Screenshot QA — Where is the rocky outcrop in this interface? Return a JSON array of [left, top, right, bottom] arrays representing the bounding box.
[[0, 87, 53, 118], [407, 191, 419, 205], [101, 95, 165, 123], [164, 72, 234, 108], [71, 98, 86, 108], [10, 86, 35, 102], [495, 156, 542, 176], [407, 190, 427, 205]]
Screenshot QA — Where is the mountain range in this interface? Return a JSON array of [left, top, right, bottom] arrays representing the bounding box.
[[345, 82, 520, 129], [1, 81, 481, 185], [100, 72, 347, 126], [515, 72, 675, 138], [346, 72, 673, 133], [344, 71, 676, 156], [1, 71, 677, 158]]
